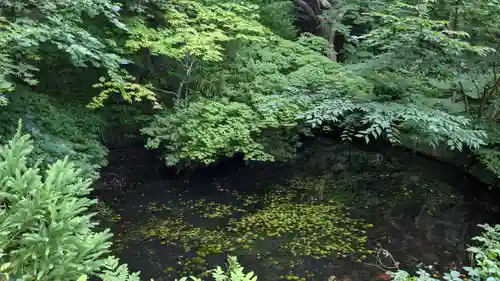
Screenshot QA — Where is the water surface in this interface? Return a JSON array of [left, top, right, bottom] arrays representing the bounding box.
[[94, 140, 500, 281]]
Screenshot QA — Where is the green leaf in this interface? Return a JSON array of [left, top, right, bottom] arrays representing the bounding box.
[[76, 275, 88, 281]]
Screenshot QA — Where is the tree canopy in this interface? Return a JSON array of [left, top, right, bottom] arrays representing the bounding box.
[[0, 0, 498, 173], [1, 1, 500, 280]]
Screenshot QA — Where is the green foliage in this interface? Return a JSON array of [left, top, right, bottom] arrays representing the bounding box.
[[299, 98, 488, 150], [0, 123, 112, 281], [346, 0, 494, 88], [251, 0, 298, 39], [142, 33, 373, 166], [97, 256, 141, 281], [2, 0, 499, 180], [0, 90, 108, 179], [135, 0, 499, 166], [0, 0, 128, 174], [0, 0, 126, 98], [476, 148, 500, 177], [89, 75, 161, 109], [142, 98, 277, 166], [389, 224, 500, 281], [125, 0, 270, 62], [353, 1, 493, 67], [0, 0, 498, 173], [225, 35, 371, 98], [174, 256, 257, 281], [464, 224, 500, 280], [16, 2, 500, 281], [318, 0, 500, 172]]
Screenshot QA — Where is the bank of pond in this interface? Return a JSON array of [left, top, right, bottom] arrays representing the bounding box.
[[94, 139, 500, 281]]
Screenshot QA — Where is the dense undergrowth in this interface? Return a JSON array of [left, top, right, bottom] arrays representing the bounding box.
[[1, 0, 499, 172], [0, 0, 500, 280], [0, 89, 108, 179]]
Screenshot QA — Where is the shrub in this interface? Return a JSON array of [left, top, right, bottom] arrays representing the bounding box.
[[0, 121, 112, 280], [0, 90, 108, 179]]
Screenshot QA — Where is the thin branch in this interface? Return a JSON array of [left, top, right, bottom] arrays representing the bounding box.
[[487, 76, 500, 98], [478, 76, 500, 119], [471, 79, 481, 97], [458, 81, 468, 113], [176, 50, 196, 105], [151, 87, 177, 95], [493, 62, 498, 89], [364, 246, 401, 272]]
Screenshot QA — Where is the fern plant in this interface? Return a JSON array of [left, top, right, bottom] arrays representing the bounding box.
[[0, 121, 112, 281], [175, 256, 257, 281], [295, 96, 488, 151], [76, 256, 257, 281], [97, 257, 141, 281]]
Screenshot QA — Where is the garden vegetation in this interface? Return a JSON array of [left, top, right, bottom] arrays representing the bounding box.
[[0, 0, 499, 280]]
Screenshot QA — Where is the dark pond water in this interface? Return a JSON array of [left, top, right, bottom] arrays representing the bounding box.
[[93, 139, 500, 281]]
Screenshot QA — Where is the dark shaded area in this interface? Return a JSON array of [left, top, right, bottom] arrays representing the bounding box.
[[93, 139, 500, 281]]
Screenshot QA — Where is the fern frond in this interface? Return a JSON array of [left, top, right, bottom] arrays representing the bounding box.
[[300, 97, 487, 150]]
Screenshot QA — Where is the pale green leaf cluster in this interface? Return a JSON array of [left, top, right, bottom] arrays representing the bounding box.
[[0, 122, 112, 281], [175, 256, 257, 281], [125, 0, 270, 62], [142, 98, 278, 166], [89, 75, 161, 110]]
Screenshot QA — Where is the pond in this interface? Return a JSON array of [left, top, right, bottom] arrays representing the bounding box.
[[93, 139, 500, 281]]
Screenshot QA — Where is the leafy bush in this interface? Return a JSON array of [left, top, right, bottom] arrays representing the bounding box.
[[0, 0, 126, 102], [142, 98, 276, 166], [0, 90, 108, 179], [0, 122, 112, 280], [141, 34, 373, 166], [299, 98, 488, 151], [125, 0, 270, 63]]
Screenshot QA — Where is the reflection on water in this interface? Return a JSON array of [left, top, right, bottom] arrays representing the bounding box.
[[94, 140, 500, 281]]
